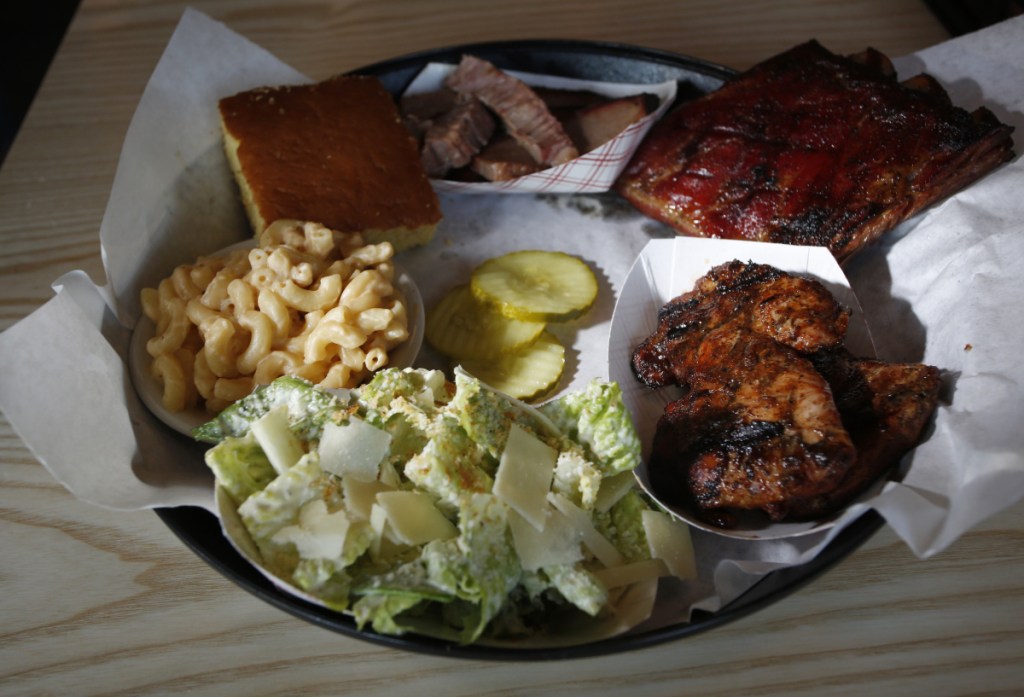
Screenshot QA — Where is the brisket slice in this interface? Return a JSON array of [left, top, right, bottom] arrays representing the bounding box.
[[399, 89, 496, 177], [470, 134, 542, 181], [616, 40, 1015, 262], [420, 93, 496, 177], [564, 94, 652, 153], [399, 88, 459, 143], [400, 88, 460, 122], [446, 54, 579, 166]]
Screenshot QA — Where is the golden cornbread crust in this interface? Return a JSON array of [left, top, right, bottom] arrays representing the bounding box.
[[219, 75, 441, 250]]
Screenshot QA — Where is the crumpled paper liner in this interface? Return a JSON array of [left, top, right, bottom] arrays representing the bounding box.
[[1, 7, 1022, 643]]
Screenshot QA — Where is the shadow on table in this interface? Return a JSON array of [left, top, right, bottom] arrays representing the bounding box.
[[0, 1, 81, 167], [923, 0, 1022, 36]]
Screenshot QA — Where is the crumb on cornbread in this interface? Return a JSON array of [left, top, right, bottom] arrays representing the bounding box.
[[218, 75, 442, 251]]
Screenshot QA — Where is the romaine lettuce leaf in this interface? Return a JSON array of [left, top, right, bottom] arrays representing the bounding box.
[[404, 415, 491, 511], [421, 493, 521, 643], [356, 368, 449, 415], [539, 380, 641, 475], [351, 556, 453, 635], [446, 369, 559, 464], [593, 489, 651, 564], [237, 452, 333, 544], [379, 411, 430, 467], [543, 563, 607, 616], [285, 520, 377, 611], [352, 555, 445, 597], [352, 592, 428, 636], [551, 446, 603, 510], [193, 376, 349, 443], [292, 560, 352, 610], [204, 432, 276, 506]]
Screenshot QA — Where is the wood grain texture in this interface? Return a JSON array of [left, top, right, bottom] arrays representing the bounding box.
[[2, 1, 1022, 695]]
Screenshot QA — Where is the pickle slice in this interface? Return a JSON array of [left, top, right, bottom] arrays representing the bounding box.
[[425, 284, 545, 360], [459, 331, 565, 402], [470, 250, 598, 322]]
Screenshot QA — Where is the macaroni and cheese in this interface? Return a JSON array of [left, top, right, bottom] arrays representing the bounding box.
[[140, 220, 411, 413]]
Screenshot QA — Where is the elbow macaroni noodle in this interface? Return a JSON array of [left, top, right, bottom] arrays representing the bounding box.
[[140, 220, 411, 413]]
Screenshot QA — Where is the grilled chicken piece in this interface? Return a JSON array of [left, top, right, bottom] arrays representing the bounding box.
[[616, 41, 1015, 261], [635, 261, 940, 524], [638, 261, 855, 519], [784, 348, 943, 520], [648, 331, 859, 518], [633, 261, 850, 388]]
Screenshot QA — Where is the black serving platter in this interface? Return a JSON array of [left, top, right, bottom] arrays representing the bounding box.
[[155, 39, 884, 660]]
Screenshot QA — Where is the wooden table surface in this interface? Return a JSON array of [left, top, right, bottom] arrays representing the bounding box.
[[2, 1, 1022, 695]]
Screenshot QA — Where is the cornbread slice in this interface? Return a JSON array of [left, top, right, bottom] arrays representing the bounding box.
[[219, 75, 441, 251]]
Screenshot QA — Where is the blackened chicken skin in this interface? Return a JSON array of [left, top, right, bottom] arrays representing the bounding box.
[[635, 261, 940, 524]]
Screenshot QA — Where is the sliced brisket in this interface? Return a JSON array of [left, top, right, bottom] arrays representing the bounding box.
[[446, 54, 579, 166], [420, 93, 496, 177]]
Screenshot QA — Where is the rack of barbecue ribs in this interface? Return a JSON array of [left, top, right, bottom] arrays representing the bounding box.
[[616, 41, 1015, 261], [632, 261, 941, 526]]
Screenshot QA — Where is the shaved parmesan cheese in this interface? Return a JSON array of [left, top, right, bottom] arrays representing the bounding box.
[[317, 417, 391, 481], [594, 470, 637, 513], [376, 491, 457, 545], [271, 499, 350, 560], [594, 558, 669, 589], [642, 509, 696, 579], [251, 405, 305, 474], [342, 477, 395, 521], [378, 460, 402, 489], [548, 492, 624, 568], [493, 424, 557, 530], [368, 502, 394, 557], [508, 507, 583, 571]]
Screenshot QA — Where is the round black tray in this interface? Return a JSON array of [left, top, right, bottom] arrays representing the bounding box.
[[156, 39, 883, 661]]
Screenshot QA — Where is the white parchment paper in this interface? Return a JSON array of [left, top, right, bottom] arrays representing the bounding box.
[[1, 8, 1022, 633]]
